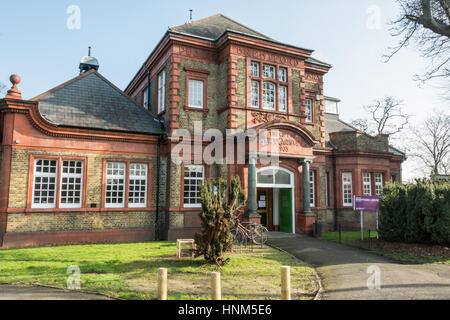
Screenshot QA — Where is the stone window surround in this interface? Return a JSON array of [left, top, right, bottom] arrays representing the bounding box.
[[248, 59, 290, 113], [184, 67, 210, 115], [27, 154, 88, 211], [101, 159, 153, 210]]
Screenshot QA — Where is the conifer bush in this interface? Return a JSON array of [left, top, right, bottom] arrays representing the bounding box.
[[379, 179, 450, 246], [194, 176, 246, 267]]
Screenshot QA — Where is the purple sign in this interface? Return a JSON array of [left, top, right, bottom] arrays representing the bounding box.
[[354, 196, 380, 212]]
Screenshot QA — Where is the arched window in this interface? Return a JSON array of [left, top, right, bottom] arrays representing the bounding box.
[[256, 167, 294, 188]]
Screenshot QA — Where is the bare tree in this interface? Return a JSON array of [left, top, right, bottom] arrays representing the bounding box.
[[411, 109, 450, 176], [351, 96, 411, 136], [386, 0, 450, 94], [350, 118, 369, 133]]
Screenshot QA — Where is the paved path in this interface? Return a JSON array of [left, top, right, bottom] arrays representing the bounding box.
[[268, 233, 450, 300], [0, 285, 111, 300]]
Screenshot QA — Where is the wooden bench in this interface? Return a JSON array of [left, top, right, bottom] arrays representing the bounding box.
[[176, 239, 196, 258]]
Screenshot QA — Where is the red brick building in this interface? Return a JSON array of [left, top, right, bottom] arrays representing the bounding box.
[[0, 14, 405, 248]]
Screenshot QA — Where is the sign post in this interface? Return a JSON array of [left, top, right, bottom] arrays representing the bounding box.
[[354, 196, 380, 242]]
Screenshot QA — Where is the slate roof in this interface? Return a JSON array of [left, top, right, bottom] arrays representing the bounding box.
[[32, 70, 164, 135], [170, 14, 273, 42], [169, 14, 318, 55]]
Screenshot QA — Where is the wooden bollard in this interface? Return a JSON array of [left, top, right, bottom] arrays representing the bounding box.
[[281, 266, 291, 300], [211, 272, 221, 301], [158, 268, 168, 300]]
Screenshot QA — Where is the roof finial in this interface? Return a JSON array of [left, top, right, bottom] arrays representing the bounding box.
[[88, 46, 91, 56], [5, 74, 22, 99], [189, 9, 193, 23]]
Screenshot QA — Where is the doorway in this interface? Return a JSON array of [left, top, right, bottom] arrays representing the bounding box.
[[256, 167, 295, 234]]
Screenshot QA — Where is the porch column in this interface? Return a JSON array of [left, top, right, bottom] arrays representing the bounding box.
[[248, 154, 258, 216], [302, 159, 313, 214]]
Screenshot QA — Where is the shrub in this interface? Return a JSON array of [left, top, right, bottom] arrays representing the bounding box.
[[379, 179, 450, 246], [379, 183, 407, 242], [194, 176, 246, 267]]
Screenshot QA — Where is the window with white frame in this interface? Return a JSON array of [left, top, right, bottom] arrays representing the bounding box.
[[375, 173, 384, 196], [188, 79, 204, 109], [305, 98, 313, 123], [251, 80, 260, 108], [278, 68, 287, 82], [105, 162, 126, 208], [363, 172, 372, 196], [60, 160, 83, 208], [263, 82, 276, 110], [143, 88, 149, 110], [251, 62, 260, 77], [279, 86, 287, 112], [32, 159, 58, 208], [310, 171, 316, 207], [342, 172, 353, 207], [184, 165, 204, 208], [263, 64, 276, 79], [158, 71, 165, 114], [128, 163, 148, 208]]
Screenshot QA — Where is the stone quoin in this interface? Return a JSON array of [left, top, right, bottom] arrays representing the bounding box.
[[0, 14, 405, 248]]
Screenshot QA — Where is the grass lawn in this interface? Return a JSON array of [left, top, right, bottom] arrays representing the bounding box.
[[320, 232, 450, 264], [0, 242, 319, 300]]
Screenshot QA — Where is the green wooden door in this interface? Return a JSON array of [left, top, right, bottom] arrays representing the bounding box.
[[279, 189, 293, 233]]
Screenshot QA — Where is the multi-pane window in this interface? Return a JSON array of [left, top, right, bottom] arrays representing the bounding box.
[[363, 173, 372, 196], [184, 165, 204, 208], [251, 62, 260, 77], [305, 98, 313, 123], [263, 64, 276, 79], [158, 71, 165, 114], [143, 88, 149, 110], [375, 173, 384, 196], [32, 159, 58, 209], [105, 162, 126, 208], [278, 68, 287, 82], [251, 81, 260, 108], [279, 86, 287, 112], [310, 171, 316, 208], [250, 62, 289, 111], [60, 161, 83, 208], [128, 163, 148, 208], [188, 79, 204, 109], [342, 172, 353, 207], [263, 82, 276, 110]]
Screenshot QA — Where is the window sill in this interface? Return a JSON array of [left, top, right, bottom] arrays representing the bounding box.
[[184, 106, 208, 115], [10, 208, 154, 215]]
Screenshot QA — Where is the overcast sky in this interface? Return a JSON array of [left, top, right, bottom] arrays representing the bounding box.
[[1, 0, 448, 181]]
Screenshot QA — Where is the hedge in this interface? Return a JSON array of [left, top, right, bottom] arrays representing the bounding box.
[[379, 179, 450, 246]]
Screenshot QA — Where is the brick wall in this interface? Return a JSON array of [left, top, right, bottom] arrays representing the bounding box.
[[7, 148, 162, 235]]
